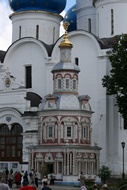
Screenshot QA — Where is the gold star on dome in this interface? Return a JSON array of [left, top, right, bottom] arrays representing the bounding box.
[[16, 2, 19, 7], [45, 2, 49, 6], [31, 1, 35, 5]]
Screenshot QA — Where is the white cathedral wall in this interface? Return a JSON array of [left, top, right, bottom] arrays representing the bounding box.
[[10, 12, 62, 44], [0, 89, 30, 114], [3, 38, 50, 98], [76, 0, 96, 35], [95, 1, 127, 38]]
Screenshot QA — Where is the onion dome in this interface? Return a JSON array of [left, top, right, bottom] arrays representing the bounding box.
[[9, 0, 66, 14], [63, 4, 76, 32]]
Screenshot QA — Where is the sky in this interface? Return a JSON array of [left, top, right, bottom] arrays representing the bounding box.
[[0, 0, 76, 51]]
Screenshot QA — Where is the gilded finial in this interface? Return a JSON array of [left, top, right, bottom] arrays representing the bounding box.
[[59, 22, 73, 48], [63, 22, 70, 31]]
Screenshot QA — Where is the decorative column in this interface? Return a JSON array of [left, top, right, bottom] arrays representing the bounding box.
[[63, 150, 66, 175], [79, 161, 81, 174], [54, 160, 56, 174], [57, 116, 61, 144], [31, 148, 34, 170], [37, 161, 39, 172], [28, 149, 31, 172], [78, 124, 81, 143], [55, 124, 57, 139], [73, 150, 76, 175], [67, 151, 70, 175], [72, 122, 75, 140], [38, 121, 42, 144], [91, 161, 93, 174], [86, 161, 88, 174], [58, 122, 60, 144], [43, 123, 47, 143], [96, 151, 100, 175], [70, 152, 72, 174]]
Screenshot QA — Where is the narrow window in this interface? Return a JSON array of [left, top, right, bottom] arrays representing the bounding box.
[[67, 127, 71, 137], [19, 26, 21, 39], [111, 9, 114, 35], [83, 127, 86, 138], [88, 18, 91, 33], [66, 79, 69, 89], [53, 27, 55, 44], [58, 79, 61, 89], [36, 25, 39, 39], [48, 126, 53, 137], [73, 80, 76, 90], [25, 66, 32, 88], [75, 57, 79, 66]]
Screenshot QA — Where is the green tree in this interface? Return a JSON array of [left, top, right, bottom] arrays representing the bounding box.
[[98, 165, 111, 184], [102, 34, 127, 120]]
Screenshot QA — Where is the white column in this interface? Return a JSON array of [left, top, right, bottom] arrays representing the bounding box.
[[78, 125, 81, 143], [73, 151, 76, 175], [63, 151, 66, 175], [31, 149, 34, 170], [70, 152, 72, 174], [67, 152, 70, 175], [58, 122, 60, 144]]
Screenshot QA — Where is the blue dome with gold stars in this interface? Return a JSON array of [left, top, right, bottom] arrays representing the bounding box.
[[63, 4, 76, 32], [9, 0, 66, 14]]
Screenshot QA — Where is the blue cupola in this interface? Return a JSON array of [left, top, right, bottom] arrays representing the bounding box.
[[63, 4, 76, 32], [9, 0, 66, 14]]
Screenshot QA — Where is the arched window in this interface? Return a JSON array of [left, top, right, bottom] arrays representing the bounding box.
[[0, 124, 23, 163], [75, 57, 79, 66]]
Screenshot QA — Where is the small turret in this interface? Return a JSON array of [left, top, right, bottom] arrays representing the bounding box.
[[52, 22, 80, 95]]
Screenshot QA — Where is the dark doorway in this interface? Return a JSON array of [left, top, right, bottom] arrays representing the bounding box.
[[47, 164, 53, 174]]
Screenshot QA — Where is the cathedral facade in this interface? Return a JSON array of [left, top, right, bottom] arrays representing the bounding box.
[[0, 0, 127, 181]]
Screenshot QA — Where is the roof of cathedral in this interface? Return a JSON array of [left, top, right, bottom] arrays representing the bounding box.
[[0, 50, 6, 63], [9, 0, 66, 14], [63, 4, 76, 32], [97, 35, 120, 49]]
